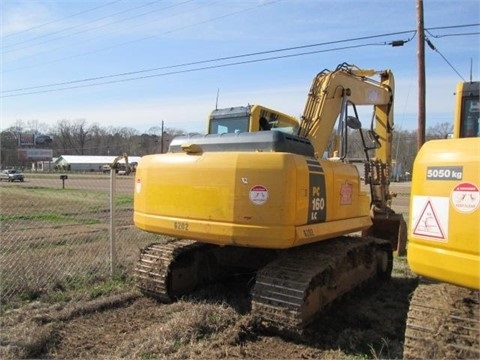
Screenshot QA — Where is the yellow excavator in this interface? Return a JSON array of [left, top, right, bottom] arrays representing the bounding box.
[[403, 81, 480, 358], [133, 63, 406, 334]]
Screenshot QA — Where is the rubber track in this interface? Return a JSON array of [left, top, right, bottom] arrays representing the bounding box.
[[251, 236, 387, 335], [404, 281, 480, 359], [134, 239, 202, 302]]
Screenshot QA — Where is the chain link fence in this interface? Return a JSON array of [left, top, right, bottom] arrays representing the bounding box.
[[0, 172, 163, 306]]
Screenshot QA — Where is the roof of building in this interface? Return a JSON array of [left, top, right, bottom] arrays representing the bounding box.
[[55, 155, 142, 165]]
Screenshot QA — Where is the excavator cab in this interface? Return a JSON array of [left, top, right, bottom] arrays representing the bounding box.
[[208, 104, 299, 135]]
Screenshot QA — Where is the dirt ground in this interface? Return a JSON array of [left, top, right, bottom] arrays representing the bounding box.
[[0, 259, 417, 360]]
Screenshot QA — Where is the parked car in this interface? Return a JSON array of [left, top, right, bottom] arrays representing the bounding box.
[[0, 169, 25, 182]]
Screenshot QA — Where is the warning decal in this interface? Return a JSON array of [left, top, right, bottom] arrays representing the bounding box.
[[135, 179, 141, 193], [249, 185, 268, 205], [411, 196, 449, 242], [451, 182, 480, 213]]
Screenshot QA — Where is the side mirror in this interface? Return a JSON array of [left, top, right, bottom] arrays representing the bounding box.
[[346, 116, 362, 130]]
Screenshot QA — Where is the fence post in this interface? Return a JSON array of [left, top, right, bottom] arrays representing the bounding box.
[[109, 168, 116, 277]]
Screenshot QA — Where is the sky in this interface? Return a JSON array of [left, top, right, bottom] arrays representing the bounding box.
[[1, 0, 479, 135]]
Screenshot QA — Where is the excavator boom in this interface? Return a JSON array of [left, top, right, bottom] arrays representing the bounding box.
[[300, 63, 394, 165]]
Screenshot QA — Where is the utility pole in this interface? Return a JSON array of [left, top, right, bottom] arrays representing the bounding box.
[[417, 0, 426, 149], [160, 120, 164, 153]]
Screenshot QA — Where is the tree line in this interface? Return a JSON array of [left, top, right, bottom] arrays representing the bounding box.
[[0, 119, 190, 169], [0, 118, 452, 176]]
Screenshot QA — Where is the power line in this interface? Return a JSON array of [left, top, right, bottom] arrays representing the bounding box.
[[425, 25, 479, 81], [2, 0, 166, 52], [425, 26, 479, 81], [3, 29, 416, 94], [425, 23, 480, 39], [2, 0, 124, 39], [0, 42, 404, 98], [425, 23, 479, 31], [425, 37, 466, 81], [425, 30, 480, 38], [2, 0, 272, 71], [1, 24, 476, 98]]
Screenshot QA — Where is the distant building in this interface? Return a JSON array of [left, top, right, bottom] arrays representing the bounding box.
[[33, 158, 58, 172], [54, 155, 141, 172]]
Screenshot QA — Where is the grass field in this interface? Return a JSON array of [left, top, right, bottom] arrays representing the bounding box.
[[0, 176, 418, 359], [0, 178, 163, 306]]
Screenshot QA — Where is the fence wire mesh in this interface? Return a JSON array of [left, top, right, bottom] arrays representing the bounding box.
[[0, 172, 161, 305]]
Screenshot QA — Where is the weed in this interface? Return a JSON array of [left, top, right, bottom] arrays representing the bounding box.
[[89, 278, 128, 299], [140, 353, 158, 360]]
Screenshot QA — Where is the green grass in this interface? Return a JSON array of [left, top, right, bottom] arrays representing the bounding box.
[[116, 195, 133, 206], [0, 213, 101, 225], [89, 276, 131, 299]]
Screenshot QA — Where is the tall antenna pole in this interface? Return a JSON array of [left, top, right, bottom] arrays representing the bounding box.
[[160, 120, 164, 154], [470, 58, 473, 82], [417, 0, 426, 149]]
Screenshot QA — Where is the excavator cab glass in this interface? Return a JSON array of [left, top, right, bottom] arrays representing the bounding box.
[[208, 106, 250, 134], [210, 117, 249, 134], [208, 105, 300, 135], [366, 129, 381, 149], [461, 97, 479, 138]]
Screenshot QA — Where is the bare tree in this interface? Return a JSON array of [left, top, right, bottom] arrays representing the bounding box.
[[0, 129, 20, 168], [106, 127, 139, 156], [89, 123, 109, 155], [74, 119, 90, 155], [51, 119, 90, 154], [426, 122, 453, 140], [1, 117, 202, 169], [54, 120, 75, 154]]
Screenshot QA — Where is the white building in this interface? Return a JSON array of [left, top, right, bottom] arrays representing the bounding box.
[[54, 155, 141, 172]]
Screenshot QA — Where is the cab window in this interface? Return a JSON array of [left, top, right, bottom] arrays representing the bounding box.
[[209, 117, 249, 134], [461, 98, 479, 138]]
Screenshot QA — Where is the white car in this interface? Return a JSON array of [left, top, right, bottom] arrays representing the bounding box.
[[0, 169, 25, 182]]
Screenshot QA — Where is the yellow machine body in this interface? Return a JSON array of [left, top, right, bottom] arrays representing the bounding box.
[[135, 64, 404, 252], [135, 151, 371, 249], [407, 138, 480, 289], [407, 81, 480, 290]]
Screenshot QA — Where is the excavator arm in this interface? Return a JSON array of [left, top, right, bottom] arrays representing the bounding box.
[[299, 63, 405, 254], [110, 153, 131, 175], [299, 63, 394, 163]]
